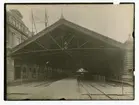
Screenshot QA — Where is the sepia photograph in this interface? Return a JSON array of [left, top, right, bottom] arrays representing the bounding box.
[[5, 3, 134, 100]]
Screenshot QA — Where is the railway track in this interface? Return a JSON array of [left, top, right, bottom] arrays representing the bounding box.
[[78, 80, 113, 99], [78, 80, 92, 99], [33, 79, 60, 87], [89, 84, 113, 99]]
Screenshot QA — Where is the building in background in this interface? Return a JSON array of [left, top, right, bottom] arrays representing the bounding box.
[[6, 9, 32, 48], [6, 9, 32, 83], [122, 34, 134, 84]]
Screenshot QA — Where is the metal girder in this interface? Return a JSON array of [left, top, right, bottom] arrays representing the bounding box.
[[12, 47, 119, 56], [49, 33, 73, 57], [68, 48, 120, 50], [61, 36, 63, 48], [78, 41, 89, 48], [12, 49, 62, 56], [49, 34, 63, 49], [39, 51, 63, 56], [35, 41, 48, 50], [67, 35, 75, 46], [31, 10, 49, 50], [64, 50, 72, 57]]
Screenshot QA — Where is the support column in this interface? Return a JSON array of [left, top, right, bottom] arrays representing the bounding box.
[[7, 56, 15, 84], [121, 35, 133, 83], [122, 48, 133, 82]]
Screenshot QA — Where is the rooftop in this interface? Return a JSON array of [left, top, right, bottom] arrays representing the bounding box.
[[11, 18, 125, 54]]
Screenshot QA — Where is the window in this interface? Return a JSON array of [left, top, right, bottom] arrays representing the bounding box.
[[18, 23, 21, 29], [25, 28, 28, 34], [16, 21, 19, 28], [26, 30, 28, 34], [8, 16, 13, 24], [20, 24, 22, 31], [16, 36, 21, 45], [23, 67, 26, 73], [21, 36, 25, 42], [21, 25, 24, 32], [11, 32, 21, 47], [6, 29, 10, 45], [22, 26, 25, 32], [11, 32, 15, 46], [12, 18, 16, 26]]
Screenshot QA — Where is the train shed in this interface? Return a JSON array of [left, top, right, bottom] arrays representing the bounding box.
[[8, 18, 125, 82]]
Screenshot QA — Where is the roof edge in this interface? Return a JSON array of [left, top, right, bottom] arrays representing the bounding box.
[[11, 18, 124, 54]]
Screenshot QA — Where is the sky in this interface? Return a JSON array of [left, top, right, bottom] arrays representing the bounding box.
[[6, 4, 134, 43]]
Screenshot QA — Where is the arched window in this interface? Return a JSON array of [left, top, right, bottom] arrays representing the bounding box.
[[33, 68, 36, 73], [12, 17, 16, 26], [23, 67, 26, 73]]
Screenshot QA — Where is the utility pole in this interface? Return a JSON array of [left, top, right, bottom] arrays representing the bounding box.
[[31, 10, 37, 34], [31, 9, 34, 36], [45, 8, 48, 28]]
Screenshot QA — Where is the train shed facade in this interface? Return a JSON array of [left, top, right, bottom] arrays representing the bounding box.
[[7, 18, 127, 83]]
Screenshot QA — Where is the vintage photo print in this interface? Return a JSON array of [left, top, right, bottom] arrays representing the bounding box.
[[5, 3, 134, 100]]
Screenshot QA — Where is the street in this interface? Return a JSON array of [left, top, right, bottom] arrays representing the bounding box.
[[7, 78, 133, 100]]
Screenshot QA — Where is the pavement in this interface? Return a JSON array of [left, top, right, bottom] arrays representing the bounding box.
[[6, 78, 134, 100]]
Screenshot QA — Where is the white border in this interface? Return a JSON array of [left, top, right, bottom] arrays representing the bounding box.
[[1, 0, 139, 105]]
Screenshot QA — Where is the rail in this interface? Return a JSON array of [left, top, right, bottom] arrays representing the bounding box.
[[78, 80, 113, 100]]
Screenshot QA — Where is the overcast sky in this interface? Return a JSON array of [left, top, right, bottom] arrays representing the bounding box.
[[6, 4, 134, 43]]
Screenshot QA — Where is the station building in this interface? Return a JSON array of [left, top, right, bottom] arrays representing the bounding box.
[[6, 17, 134, 84], [6, 9, 32, 83]]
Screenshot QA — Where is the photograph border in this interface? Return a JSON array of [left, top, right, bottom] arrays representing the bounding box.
[[4, 2, 135, 101]]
